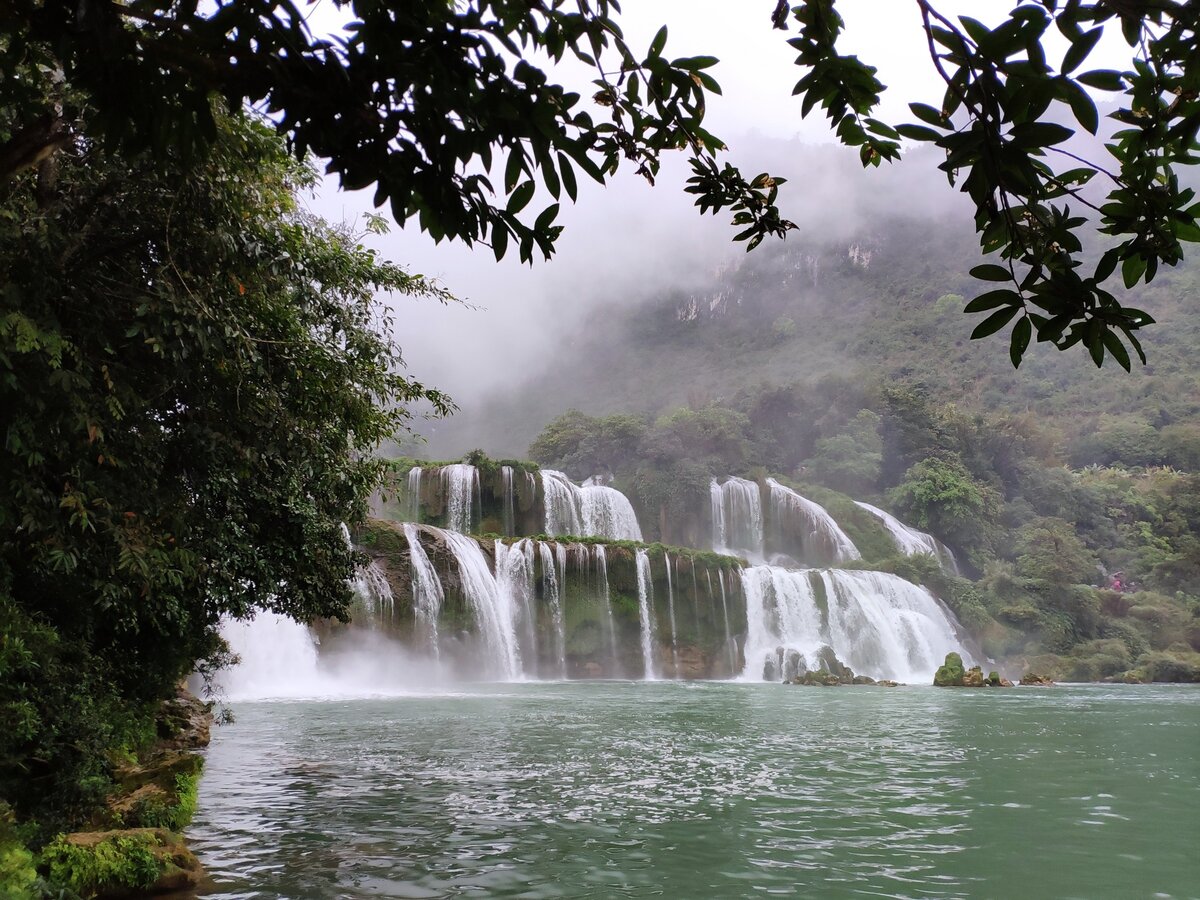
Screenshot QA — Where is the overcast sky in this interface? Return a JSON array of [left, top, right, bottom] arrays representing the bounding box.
[[304, 2, 1130, 439]]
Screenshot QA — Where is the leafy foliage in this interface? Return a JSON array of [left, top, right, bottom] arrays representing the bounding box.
[[777, 1, 1200, 366], [3, 0, 792, 262], [1, 102, 449, 836], [41, 832, 163, 896]]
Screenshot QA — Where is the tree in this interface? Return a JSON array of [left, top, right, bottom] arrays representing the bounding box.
[[10, 3, 1200, 368], [528, 409, 647, 477], [890, 455, 1000, 558], [1, 0, 793, 263], [803, 409, 883, 493], [776, 1, 1200, 369], [1, 109, 450, 826]]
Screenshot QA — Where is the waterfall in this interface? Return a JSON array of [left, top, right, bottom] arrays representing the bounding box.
[[501, 465, 515, 537], [594, 545, 621, 675], [406, 467, 423, 522], [718, 570, 735, 673], [352, 560, 395, 620], [217, 613, 323, 699], [540, 542, 567, 678], [403, 523, 443, 657], [495, 539, 539, 676], [853, 501, 960, 574], [711, 477, 764, 560], [740, 566, 970, 683], [635, 549, 658, 680], [665, 552, 680, 678], [442, 531, 521, 679], [541, 469, 643, 540], [765, 478, 861, 564], [442, 464, 478, 533]]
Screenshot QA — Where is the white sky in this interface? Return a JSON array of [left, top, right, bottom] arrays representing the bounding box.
[[304, 2, 1130, 427]]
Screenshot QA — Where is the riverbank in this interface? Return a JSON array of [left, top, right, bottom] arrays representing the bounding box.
[[1, 689, 212, 899]]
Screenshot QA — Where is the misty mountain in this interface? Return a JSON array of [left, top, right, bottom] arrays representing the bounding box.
[[412, 191, 1200, 460]]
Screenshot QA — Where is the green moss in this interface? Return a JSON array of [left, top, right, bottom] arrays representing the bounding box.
[[0, 804, 38, 900], [41, 832, 164, 897], [933, 651, 966, 686], [124, 770, 200, 831], [0, 841, 37, 900]]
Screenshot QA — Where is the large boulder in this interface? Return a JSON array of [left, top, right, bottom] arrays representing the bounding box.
[[934, 653, 1011, 687], [934, 652, 967, 686]]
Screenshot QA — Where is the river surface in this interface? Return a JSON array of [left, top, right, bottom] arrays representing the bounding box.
[[189, 682, 1199, 899]]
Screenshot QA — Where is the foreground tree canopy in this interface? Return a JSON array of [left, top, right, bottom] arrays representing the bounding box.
[[0, 104, 450, 830], [5, 0, 1199, 367]]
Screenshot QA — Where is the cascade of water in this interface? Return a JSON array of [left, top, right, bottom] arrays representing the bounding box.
[[217, 613, 322, 700], [541, 469, 642, 540], [351, 560, 396, 621], [406, 467, 423, 522], [402, 523, 443, 657], [635, 549, 658, 680], [739, 565, 970, 683], [765, 478, 861, 564], [718, 569, 735, 673], [495, 539, 539, 676], [710, 477, 764, 560], [501, 466, 515, 537], [664, 552, 680, 678], [539, 541, 567, 678], [594, 545, 621, 675], [442, 464, 478, 533], [853, 501, 960, 574], [442, 531, 521, 679]]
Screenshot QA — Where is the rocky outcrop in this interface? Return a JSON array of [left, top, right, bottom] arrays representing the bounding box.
[[934, 652, 1012, 687], [41, 828, 202, 898], [38, 688, 213, 898], [785, 655, 899, 687], [1019, 672, 1056, 686]]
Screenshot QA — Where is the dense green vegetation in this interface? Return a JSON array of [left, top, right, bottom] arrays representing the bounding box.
[[525, 368, 1200, 682], [0, 97, 448, 887]]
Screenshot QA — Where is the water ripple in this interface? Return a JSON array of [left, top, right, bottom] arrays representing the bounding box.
[[188, 682, 1200, 899]]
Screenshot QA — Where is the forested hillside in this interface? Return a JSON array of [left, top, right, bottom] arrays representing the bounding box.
[[412, 209, 1200, 683], [426, 207, 1200, 459]]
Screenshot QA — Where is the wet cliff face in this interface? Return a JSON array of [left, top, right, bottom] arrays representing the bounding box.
[[353, 520, 745, 680]]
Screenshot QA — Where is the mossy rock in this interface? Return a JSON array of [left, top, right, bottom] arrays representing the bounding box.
[[933, 651, 966, 686], [40, 828, 201, 898], [108, 751, 203, 832]]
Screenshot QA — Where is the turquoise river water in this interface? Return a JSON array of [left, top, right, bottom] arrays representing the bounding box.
[[189, 682, 1199, 899]]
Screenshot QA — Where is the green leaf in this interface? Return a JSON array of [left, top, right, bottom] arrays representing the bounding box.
[[1010, 122, 1074, 148], [971, 306, 1020, 339], [534, 203, 560, 233], [909, 103, 947, 127], [1077, 69, 1125, 92], [1064, 81, 1099, 134], [896, 124, 944, 143], [1121, 253, 1147, 289], [1009, 316, 1032, 367], [969, 264, 1012, 282], [1062, 27, 1103, 75], [491, 221, 509, 261], [507, 181, 535, 215], [650, 25, 668, 58], [964, 289, 1021, 313], [1101, 328, 1131, 371]]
